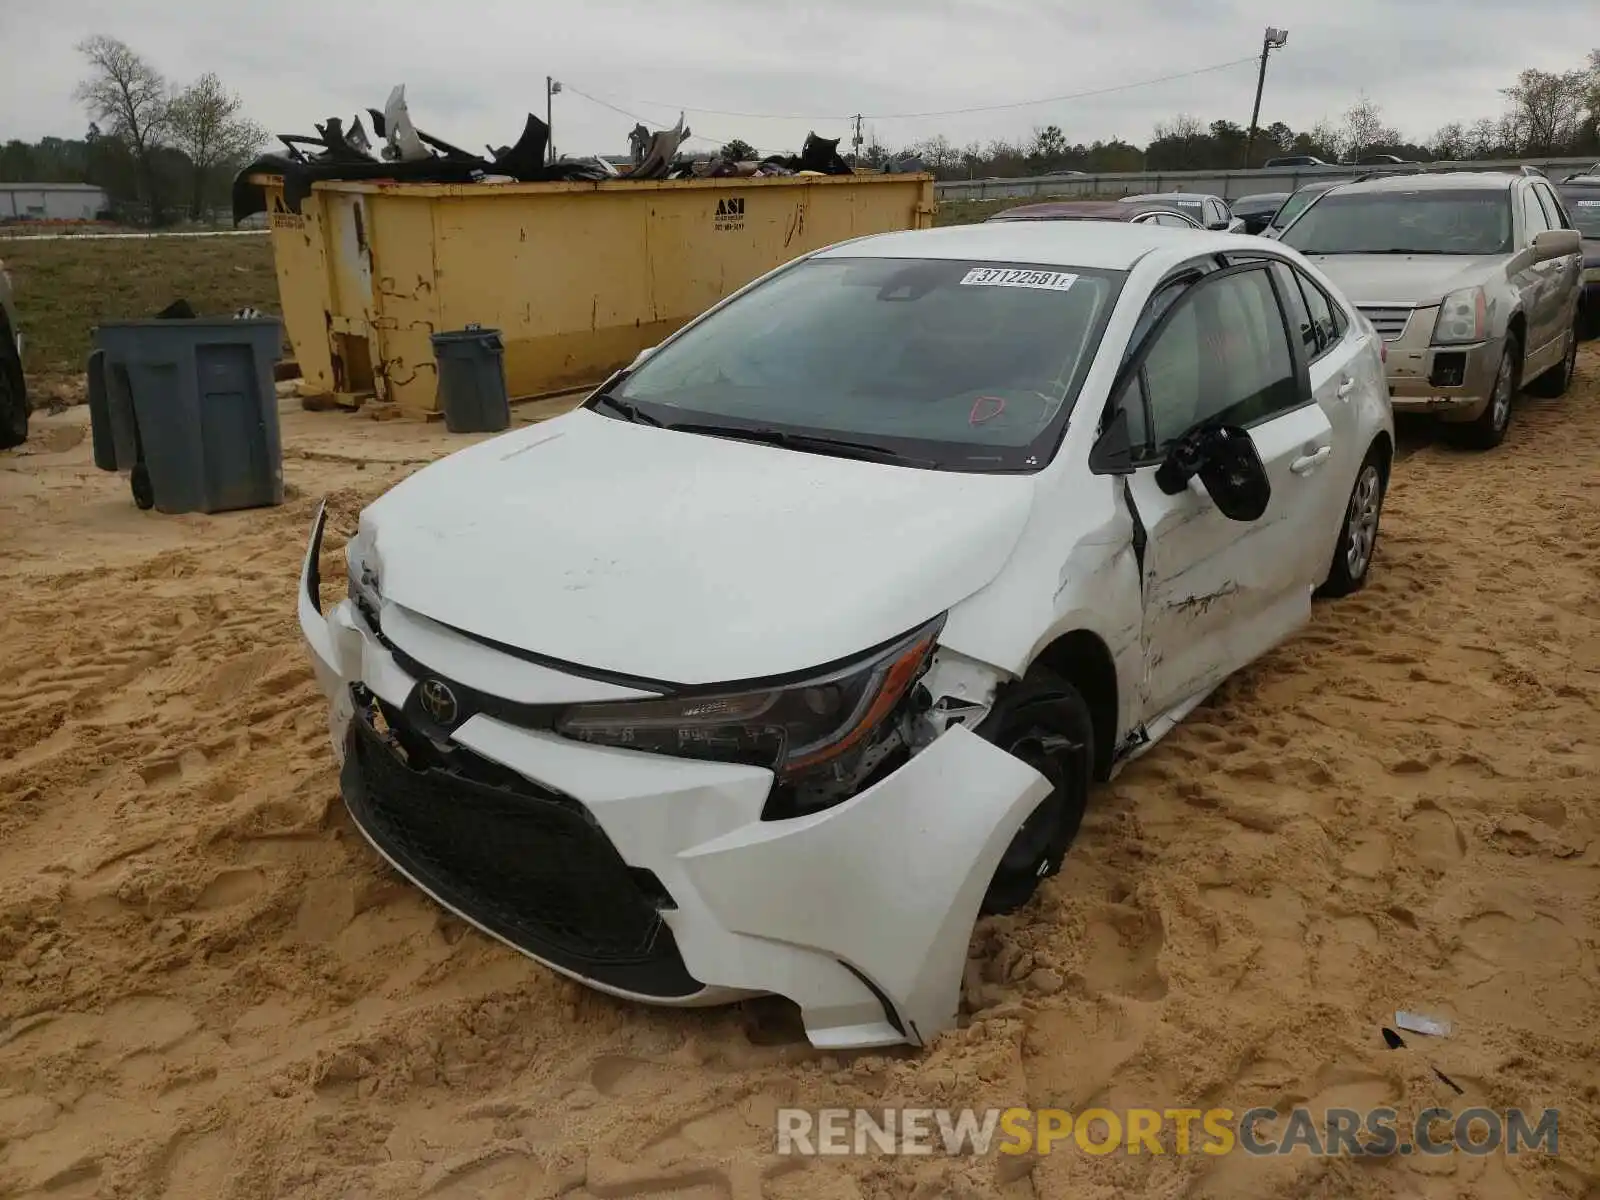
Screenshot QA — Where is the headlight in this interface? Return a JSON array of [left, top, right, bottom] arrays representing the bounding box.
[[556, 616, 944, 778], [1431, 287, 1487, 345]]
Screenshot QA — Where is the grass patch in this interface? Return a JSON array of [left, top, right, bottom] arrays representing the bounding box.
[[1, 236, 278, 377]]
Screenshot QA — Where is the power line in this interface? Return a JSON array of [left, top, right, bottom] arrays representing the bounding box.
[[560, 84, 733, 148], [568, 56, 1260, 125], [865, 57, 1260, 120]]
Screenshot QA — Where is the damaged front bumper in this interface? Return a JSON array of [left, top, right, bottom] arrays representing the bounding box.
[[298, 504, 1050, 1050]]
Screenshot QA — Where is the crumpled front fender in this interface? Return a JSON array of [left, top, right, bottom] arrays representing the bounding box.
[[679, 724, 1052, 1045]]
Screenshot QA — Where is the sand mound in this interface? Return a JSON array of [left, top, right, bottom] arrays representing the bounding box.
[[2, 356, 1598, 1198]]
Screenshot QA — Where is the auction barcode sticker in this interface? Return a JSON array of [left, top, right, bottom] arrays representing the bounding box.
[[1576, 200, 1600, 207], [960, 267, 1078, 291]]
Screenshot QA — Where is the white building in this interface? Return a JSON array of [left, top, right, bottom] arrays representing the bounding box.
[[0, 183, 109, 222]]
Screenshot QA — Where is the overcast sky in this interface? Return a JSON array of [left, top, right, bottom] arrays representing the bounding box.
[[1, 0, 1592, 160]]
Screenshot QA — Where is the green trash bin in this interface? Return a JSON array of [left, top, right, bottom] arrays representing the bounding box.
[[431, 325, 511, 434], [93, 318, 284, 514]]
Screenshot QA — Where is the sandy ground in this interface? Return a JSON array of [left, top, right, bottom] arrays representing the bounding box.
[[1, 360, 1598, 1200]]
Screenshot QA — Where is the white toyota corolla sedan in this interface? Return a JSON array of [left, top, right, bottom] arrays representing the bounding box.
[[299, 221, 1394, 1051]]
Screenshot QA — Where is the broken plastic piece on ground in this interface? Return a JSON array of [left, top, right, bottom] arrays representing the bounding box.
[[1381, 1026, 1406, 1049], [1395, 1010, 1452, 1038]]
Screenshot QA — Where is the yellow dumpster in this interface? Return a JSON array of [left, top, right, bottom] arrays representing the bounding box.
[[257, 173, 937, 416]]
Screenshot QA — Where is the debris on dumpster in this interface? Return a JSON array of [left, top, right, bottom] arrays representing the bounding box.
[[231, 84, 865, 224]]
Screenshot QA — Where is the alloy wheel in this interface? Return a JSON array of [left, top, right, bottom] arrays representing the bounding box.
[[1345, 464, 1382, 579], [1490, 353, 1514, 432]]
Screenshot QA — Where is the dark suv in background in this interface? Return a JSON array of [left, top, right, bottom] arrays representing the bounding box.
[[0, 257, 26, 449], [1555, 174, 1600, 337]]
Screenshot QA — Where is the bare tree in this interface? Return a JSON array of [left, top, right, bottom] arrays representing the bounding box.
[[1151, 113, 1205, 142], [1306, 118, 1344, 161], [1341, 94, 1401, 160], [169, 73, 266, 220], [1501, 67, 1591, 154], [74, 36, 170, 222], [1430, 121, 1469, 161]]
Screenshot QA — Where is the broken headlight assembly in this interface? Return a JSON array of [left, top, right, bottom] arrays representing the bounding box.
[[555, 616, 944, 790]]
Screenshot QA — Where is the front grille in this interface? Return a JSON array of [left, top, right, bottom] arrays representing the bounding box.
[[340, 703, 701, 999], [1358, 306, 1415, 341]]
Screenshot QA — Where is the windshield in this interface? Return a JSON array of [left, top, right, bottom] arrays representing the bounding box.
[[1270, 188, 1324, 229], [1556, 189, 1600, 238], [605, 256, 1125, 472], [1280, 189, 1513, 255]]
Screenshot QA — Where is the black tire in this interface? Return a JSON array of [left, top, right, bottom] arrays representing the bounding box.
[[1452, 334, 1520, 451], [0, 337, 27, 450], [1318, 446, 1387, 598], [131, 461, 155, 510], [976, 668, 1094, 916], [1526, 319, 1580, 398]]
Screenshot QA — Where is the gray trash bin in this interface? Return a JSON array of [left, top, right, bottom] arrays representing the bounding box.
[[431, 325, 511, 434], [93, 318, 285, 514]]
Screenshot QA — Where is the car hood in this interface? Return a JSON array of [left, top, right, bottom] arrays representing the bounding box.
[[357, 409, 1037, 686], [1300, 254, 1503, 306]]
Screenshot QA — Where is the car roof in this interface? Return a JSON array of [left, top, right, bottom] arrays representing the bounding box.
[[813, 221, 1248, 271], [1232, 192, 1290, 207], [1328, 172, 1520, 195], [989, 199, 1177, 222], [1121, 191, 1214, 203]]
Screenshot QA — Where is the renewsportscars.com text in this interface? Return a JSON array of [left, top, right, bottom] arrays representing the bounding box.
[[775, 1106, 1559, 1158]]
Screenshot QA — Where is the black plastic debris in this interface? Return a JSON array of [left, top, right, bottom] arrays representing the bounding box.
[[231, 85, 868, 225]]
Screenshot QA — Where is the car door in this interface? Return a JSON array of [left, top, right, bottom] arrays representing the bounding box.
[[1116, 262, 1333, 720], [1516, 183, 1561, 370], [1534, 182, 1584, 336], [1263, 260, 1367, 539]]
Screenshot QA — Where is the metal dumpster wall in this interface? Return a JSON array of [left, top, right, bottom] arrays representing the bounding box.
[[266, 173, 935, 416]]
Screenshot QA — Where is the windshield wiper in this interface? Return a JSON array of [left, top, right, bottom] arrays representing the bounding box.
[[665, 421, 937, 467], [591, 393, 664, 426]]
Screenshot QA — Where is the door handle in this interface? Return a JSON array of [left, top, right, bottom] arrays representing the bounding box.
[[1290, 446, 1332, 475], [1336, 376, 1357, 399]]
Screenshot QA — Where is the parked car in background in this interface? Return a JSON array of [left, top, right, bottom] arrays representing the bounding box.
[[1230, 192, 1291, 235], [1554, 175, 1600, 337], [0, 258, 27, 450], [1119, 192, 1243, 232], [1355, 154, 1413, 166], [1264, 155, 1328, 168], [989, 199, 1202, 229], [299, 220, 1394, 1052], [1260, 179, 1352, 239], [1278, 171, 1585, 448]]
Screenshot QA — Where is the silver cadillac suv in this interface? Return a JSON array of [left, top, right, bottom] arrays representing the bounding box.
[[1277, 171, 1584, 449]]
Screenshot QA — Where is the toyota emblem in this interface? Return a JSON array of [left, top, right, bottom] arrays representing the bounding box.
[[418, 679, 459, 726]]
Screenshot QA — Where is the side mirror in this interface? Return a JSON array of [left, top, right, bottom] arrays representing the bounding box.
[[1155, 424, 1271, 522], [1088, 407, 1137, 475], [1533, 229, 1581, 262]]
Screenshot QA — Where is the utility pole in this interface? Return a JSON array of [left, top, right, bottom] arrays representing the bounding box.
[[852, 114, 864, 165], [1243, 27, 1288, 169], [546, 77, 563, 165]]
